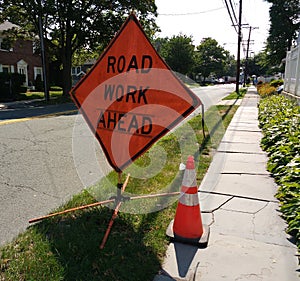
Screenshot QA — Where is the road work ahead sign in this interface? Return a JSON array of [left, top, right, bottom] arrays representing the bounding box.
[[70, 13, 202, 172]]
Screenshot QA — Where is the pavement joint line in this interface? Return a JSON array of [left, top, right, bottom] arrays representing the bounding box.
[[259, 240, 299, 249], [0, 109, 78, 126], [217, 150, 265, 155], [201, 195, 234, 214], [221, 172, 270, 176], [198, 190, 278, 204], [220, 201, 269, 215], [227, 129, 262, 132], [253, 201, 270, 215], [208, 212, 215, 226]]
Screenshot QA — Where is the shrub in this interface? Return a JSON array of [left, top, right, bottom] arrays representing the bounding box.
[[0, 72, 26, 100], [257, 82, 276, 97], [258, 95, 300, 250], [34, 74, 44, 91], [270, 79, 284, 88]]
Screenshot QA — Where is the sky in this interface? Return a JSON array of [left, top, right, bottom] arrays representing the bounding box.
[[155, 0, 271, 58]]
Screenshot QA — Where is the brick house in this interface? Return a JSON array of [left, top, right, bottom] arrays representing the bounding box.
[[0, 21, 42, 88]]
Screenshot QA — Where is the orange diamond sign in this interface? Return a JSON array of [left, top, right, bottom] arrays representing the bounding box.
[[70, 14, 202, 172]]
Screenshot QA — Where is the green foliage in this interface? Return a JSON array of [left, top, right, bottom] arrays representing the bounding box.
[[245, 51, 270, 76], [158, 34, 195, 74], [0, 0, 158, 95], [194, 37, 227, 80], [223, 50, 236, 77], [264, 0, 300, 66], [269, 79, 284, 88], [0, 72, 26, 101], [258, 95, 300, 249], [156, 36, 236, 79], [34, 74, 43, 92]]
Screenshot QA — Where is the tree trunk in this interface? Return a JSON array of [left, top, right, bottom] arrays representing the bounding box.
[[62, 52, 72, 96], [62, 28, 72, 96]]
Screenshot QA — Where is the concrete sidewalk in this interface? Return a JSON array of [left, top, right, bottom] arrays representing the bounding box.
[[154, 87, 299, 280]]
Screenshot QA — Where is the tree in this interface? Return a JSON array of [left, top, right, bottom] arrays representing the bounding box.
[[265, 0, 300, 66], [223, 50, 236, 77], [0, 0, 158, 95], [158, 34, 195, 75], [245, 51, 271, 76], [194, 37, 227, 81]]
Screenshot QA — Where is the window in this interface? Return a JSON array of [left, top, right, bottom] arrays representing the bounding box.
[[2, 65, 11, 73], [34, 67, 43, 80], [0, 37, 13, 51], [71, 66, 81, 75]]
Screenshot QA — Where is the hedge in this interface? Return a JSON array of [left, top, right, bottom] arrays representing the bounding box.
[[258, 95, 300, 251], [0, 72, 26, 100]]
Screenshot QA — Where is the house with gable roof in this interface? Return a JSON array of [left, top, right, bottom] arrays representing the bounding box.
[[0, 21, 42, 89]]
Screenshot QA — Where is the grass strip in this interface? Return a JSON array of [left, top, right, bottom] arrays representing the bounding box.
[[0, 104, 238, 281], [13, 90, 72, 105], [222, 87, 247, 100]]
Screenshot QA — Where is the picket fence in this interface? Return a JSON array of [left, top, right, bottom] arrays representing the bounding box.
[[284, 44, 300, 97]]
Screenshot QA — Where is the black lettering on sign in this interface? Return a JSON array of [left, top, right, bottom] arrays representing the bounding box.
[[141, 55, 152, 73], [117, 113, 126, 132], [97, 110, 106, 128], [106, 55, 153, 73], [103, 84, 149, 104], [107, 56, 116, 73], [128, 114, 139, 132], [141, 116, 152, 134], [107, 111, 117, 129], [127, 56, 138, 72], [97, 110, 153, 136], [126, 85, 137, 103]]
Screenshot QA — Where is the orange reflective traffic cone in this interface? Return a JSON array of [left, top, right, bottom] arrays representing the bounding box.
[[166, 155, 209, 248]]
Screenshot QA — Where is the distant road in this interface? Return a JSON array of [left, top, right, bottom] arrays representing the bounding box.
[[192, 84, 236, 110]]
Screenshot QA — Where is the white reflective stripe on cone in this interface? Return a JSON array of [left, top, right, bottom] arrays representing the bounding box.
[[179, 192, 199, 206], [182, 169, 197, 187]]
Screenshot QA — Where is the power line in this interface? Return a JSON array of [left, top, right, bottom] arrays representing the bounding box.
[[228, 0, 238, 24], [158, 7, 225, 16], [222, 0, 238, 34], [235, 0, 243, 94]]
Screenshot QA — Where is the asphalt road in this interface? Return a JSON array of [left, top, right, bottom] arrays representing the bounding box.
[[0, 100, 77, 121], [193, 84, 236, 109], [0, 84, 235, 246]]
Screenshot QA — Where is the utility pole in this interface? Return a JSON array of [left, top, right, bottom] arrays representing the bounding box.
[[243, 26, 258, 86], [235, 0, 242, 94], [38, 0, 49, 102], [243, 26, 252, 87]]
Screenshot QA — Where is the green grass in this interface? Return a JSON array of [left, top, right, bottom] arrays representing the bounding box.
[[16, 90, 61, 100], [222, 87, 247, 100], [0, 104, 238, 281], [14, 89, 72, 105]]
